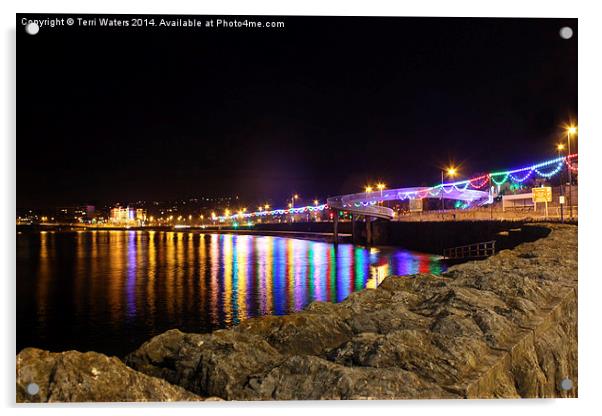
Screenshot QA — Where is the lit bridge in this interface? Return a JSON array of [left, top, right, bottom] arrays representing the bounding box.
[[327, 187, 490, 220], [215, 154, 577, 239]]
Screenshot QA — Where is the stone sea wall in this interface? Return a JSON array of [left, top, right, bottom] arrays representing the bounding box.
[[17, 223, 577, 402]]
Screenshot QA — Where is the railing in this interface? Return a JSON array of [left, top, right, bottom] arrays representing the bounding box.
[[326, 196, 395, 220], [443, 240, 496, 260]]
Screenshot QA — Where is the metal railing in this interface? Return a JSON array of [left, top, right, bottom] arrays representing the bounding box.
[[443, 240, 496, 260], [326, 196, 395, 220]]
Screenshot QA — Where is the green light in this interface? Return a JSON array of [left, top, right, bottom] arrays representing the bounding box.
[[490, 173, 509, 186]]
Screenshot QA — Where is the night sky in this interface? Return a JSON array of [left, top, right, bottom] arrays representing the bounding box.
[[17, 15, 577, 209]]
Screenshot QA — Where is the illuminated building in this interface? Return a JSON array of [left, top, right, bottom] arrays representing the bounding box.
[[110, 206, 147, 226]]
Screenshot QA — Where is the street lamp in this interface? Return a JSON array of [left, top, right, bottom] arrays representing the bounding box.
[[376, 183, 386, 200], [314, 199, 319, 206], [566, 125, 577, 218], [557, 144, 566, 222], [290, 194, 299, 222], [557, 143, 565, 157], [441, 167, 458, 210]]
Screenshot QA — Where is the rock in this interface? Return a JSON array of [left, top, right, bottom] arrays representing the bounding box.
[[16, 348, 204, 402], [125, 328, 284, 400], [233, 303, 354, 356], [248, 355, 459, 400]]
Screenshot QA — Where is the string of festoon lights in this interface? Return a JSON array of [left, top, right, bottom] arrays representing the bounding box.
[[216, 203, 329, 222], [215, 154, 577, 221], [433, 153, 578, 194]]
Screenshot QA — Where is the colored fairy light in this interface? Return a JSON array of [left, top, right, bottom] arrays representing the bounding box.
[[508, 169, 534, 183], [469, 176, 490, 189], [454, 154, 577, 189], [214, 154, 577, 222], [533, 161, 564, 178], [490, 173, 509, 186]]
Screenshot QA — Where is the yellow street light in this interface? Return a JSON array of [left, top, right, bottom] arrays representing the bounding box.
[[365, 186, 373, 193], [314, 199, 319, 206], [290, 195, 299, 211], [441, 166, 458, 211], [565, 123, 577, 219], [264, 204, 270, 210], [566, 125, 577, 154], [557, 143, 565, 151], [376, 182, 386, 202]]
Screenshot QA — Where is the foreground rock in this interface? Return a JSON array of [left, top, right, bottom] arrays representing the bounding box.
[[126, 224, 577, 400], [16, 348, 208, 402]]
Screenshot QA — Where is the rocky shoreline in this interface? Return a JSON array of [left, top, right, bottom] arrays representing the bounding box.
[[17, 223, 577, 402]]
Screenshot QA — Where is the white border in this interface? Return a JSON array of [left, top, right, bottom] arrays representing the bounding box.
[[3, 1, 601, 415]]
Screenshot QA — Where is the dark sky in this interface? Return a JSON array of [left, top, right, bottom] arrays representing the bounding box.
[[17, 15, 577, 209]]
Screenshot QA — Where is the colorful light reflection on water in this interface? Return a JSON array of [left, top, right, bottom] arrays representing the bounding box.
[[17, 230, 445, 356]]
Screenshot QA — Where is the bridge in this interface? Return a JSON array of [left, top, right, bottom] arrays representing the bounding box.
[[214, 154, 578, 243], [327, 186, 490, 220], [326, 186, 490, 243]]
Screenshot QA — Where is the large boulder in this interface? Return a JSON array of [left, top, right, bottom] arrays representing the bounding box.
[[16, 348, 204, 402], [247, 354, 459, 400], [233, 301, 354, 356], [125, 329, 284, 400]]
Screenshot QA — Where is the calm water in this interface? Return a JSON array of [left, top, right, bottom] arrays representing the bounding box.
[[17, 230, 445, 356]]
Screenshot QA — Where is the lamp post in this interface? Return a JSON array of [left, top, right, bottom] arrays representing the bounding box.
[[290, 194, 298, 222], [376, 183, 386, 205], [566, 126, 577, 219], [557, 144, 565, 222], [224, 209, 230, 224], [441, 167, 457, 210]]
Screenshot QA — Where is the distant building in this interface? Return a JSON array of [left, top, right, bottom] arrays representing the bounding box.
[[56, 205, 95, 223], [110, 206, 147, 226]]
